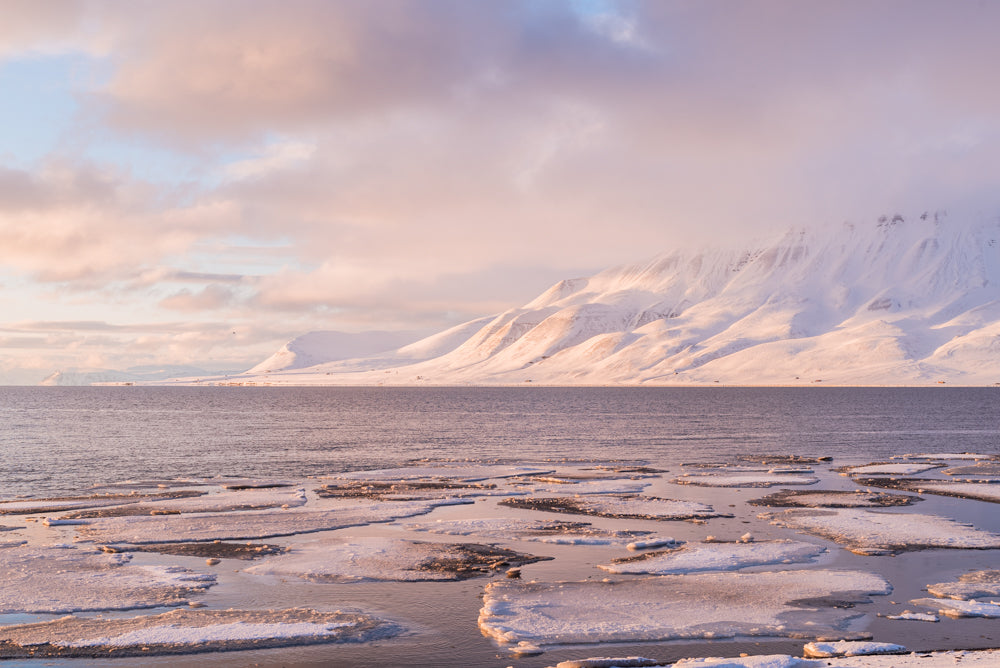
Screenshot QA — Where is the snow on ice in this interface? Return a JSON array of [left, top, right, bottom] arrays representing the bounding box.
[[75, 498, 470, 544], [837, 463, 944, 476], [60, 487, 308, 518], [478, 569, 891, 647], [244, 535, 547, 582], [0, 608, 393, 658], [556, 650, 1000, 667], [909, 598, 1000, 618], [802, 640, 906, 658], [926, 570, 1000, 600], [0, 546, 214, 613], [402, 517, 667, 546], [747, 489, 919, 508], [759, 508, 1000, 554], [598, 540, 826, 575], [672, 473, 818, 488], [500, 495, 730, 521]]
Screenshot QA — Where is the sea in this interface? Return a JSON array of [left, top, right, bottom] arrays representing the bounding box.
[[2, 386, 999, 667], [2, 386, 998, 497]]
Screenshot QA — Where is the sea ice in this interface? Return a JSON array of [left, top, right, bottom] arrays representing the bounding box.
[[855, 478, 1000, 503], [402, 517, 663, 546], [598, 540, 826, 575], [0, 491, 204, 515], [315, 479, 505, 501], [671, 473, 818, 488], [820, 649, 1000, 666], [0, 546, 215, 613], [0, 608, 393, 658], [894, 453, 993, 461], [204, 476, 295, 489], [554, 659, 661, 668], [244, 536, 547, 582], [557, 650, 1000, 668], [760, 508, 1000, 554], [500, 495, 729, 521], [926, 570, 1000, 600], [838, 463, 944, 476], [747, 489, 919, 508], [323, 464, 554, 483], [517, 479, 651, 495], [61, 487, 308, 518], [75, 499, 470, 544], [884, 610, 939, 621], [802, 640, 906, 657], [942, 462, 1000, 476], [909, 597, 1000, 618], [670, 658, 811, 668], [478, 569, 891, 647]]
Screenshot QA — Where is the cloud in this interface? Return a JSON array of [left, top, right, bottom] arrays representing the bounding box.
[[5, 1, 1000, 381], [0, 163, 244, 283], [159, 284, 239, 312]]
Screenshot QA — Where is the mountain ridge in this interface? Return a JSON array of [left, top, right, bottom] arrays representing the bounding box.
[[160, 213, 1000, 386]]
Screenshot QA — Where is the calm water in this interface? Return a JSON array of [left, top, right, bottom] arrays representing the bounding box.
[[1, 386, 998, 497]]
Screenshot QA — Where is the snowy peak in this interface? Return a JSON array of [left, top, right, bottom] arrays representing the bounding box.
[[218, 214, 1000, 386], [247, 330, 425, 374]]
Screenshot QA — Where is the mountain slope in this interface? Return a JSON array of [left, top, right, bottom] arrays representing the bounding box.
[[185, 213, 1000, 386]]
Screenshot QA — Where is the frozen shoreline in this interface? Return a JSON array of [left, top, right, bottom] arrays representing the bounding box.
[[0, 454, 998, 666]]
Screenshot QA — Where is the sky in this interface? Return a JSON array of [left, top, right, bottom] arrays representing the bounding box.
[[2, 0, 1000, 384]]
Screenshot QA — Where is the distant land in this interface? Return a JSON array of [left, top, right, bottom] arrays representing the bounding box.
[[141, 213, 1000, 386]]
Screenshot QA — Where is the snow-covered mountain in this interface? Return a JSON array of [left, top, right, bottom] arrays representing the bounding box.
[[181, 213, 1000, 386]]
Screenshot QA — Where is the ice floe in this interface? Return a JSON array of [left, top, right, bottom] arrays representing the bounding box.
[[855, 478, 1000, 503], [556, 649, 1000, 668], [75, 498, 469, 544], [554, 659, 662, 668], [0, 608, 393, 658], [402, 517, 665, 546], [893, 453, 994, 461], [0, 546, 214, 613], [244, 536, 548, 582], [910, 597, 1000, 618], [598, 540, 826, 575], [120, 541, 286, 560], [500, 495, 730, 521], [478, 569, 891, 647], [760, 508, 1000, 554], [203, 477, 296, 489], [748, 489, 919, 508], [0, 491, 204, 515], [671, 473, 818, 488], [942, 461, 1000, 476], [315, 479, 505, 501], [802, 640, 906, 658], [883, 610, 939, 621], [60, 487, 308, 518], [515, 479, 652, 495], [837, 463, 944, 476], [926, 570, 1000, 600], [323, 464, 554, 483]]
